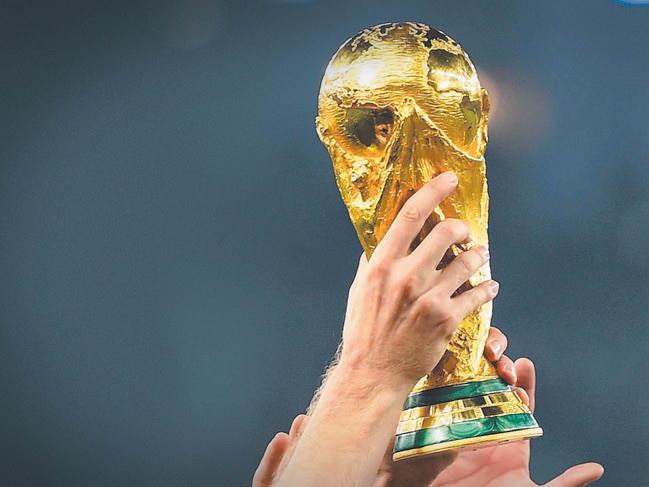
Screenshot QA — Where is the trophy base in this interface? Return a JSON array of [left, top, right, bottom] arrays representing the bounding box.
[[393, 378, 542, 461]]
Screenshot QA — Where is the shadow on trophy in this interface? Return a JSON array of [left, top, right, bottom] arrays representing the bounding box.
[[315, 22, 543, 460]]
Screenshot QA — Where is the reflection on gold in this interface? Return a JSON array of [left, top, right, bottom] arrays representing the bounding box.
[[316, 22, 494, 387], [396, 391, 527, 433]]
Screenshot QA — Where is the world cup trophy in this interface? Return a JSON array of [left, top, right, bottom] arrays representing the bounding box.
[[316, 22, 543, 460]]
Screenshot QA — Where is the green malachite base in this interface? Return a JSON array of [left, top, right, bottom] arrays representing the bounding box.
[[404, 378, 517, 409], [393, 378, 543, 460], [395, 412, 539, 452]]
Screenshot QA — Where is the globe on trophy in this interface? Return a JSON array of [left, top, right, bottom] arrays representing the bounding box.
[[316, 22, 543, 460]]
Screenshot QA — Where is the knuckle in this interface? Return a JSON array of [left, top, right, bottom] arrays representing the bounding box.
[[435, 219, 470, 241], [440, 318, 460, 340], [400, 201, 423, 223], [418, 293, 455, 325], [366, 259, 390, 281], [438, 308, 457, 328], [498, 356, 514, 371], [396, 271, 421, 299], [487, 326, 507, 353], [472, 284, 494, 308], [433, 220, 454, 239], [416, 291, 437, 311], [455, 253, 476, 275]]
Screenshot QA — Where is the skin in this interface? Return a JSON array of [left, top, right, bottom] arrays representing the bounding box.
[[253, 357, 604, 487], [253, 327, 518, 487], [252, 172, 604, 487]]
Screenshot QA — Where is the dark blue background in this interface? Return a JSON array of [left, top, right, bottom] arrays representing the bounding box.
[[2, 1, 647, 485]]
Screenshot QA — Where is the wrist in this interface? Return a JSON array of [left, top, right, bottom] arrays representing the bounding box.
[[276, 362, 406, 487], [335, 348, 421, 399], [326, 357, 414, 410], [274, 351, 416, 486]]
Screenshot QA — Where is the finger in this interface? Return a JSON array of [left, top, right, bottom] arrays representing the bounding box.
[[442, 244, 489, 294], [484, 326, 516, 386], [410, 219, 473, 282], [543, 462, 604, 487], [376, 172, 458, 258], [484, 326, 508, 361], [252, 432, 291, 487], [274, 414, 309, 479], [514, 385, 531, 407], [447, 279, 499, 323], [495, 354, 517, 386], [288, 414, 308, 440], [513, 357, 536, 412]]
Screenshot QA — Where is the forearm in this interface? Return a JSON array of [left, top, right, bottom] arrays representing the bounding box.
[[274, 362, 411, 487], [272, 174, 499, 486]]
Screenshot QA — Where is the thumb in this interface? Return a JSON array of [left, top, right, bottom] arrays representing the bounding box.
[[543, 462, 604, 487], [252, 432, 291, 487]]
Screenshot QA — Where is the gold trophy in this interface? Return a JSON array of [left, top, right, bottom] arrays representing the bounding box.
[[316, 22, 542, 460]]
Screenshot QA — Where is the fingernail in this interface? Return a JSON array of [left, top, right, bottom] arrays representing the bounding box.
[[490, 280, 500, 294]]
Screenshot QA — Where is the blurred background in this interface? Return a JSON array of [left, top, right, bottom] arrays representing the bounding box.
[[1, 0, 648, 485]]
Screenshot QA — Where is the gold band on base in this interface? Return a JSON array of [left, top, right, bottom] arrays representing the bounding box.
[[393, 379, 543, 460], [393, 426, 543, 461]]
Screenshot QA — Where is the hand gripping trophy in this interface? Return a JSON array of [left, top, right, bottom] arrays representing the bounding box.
[[316, 22, 543, 460]]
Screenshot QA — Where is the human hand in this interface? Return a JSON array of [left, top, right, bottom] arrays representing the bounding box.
[[254, 336, 603, 487], [398, 358, 604, 487], [252, 415, 307, 487], [339, 171, 499, 391], [252, 327, 517, 487], [253, 170, 603, 487], [258, 172, 502, 487], [374, 326, 519, 487]]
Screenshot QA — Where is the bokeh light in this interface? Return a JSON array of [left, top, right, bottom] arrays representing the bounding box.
[[478, 66, 555, 159]]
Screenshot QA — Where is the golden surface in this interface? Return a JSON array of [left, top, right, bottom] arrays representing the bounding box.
[[396, 391, 529, 434], [392, 427, 544, 461], [316, 22, 495, 387]]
